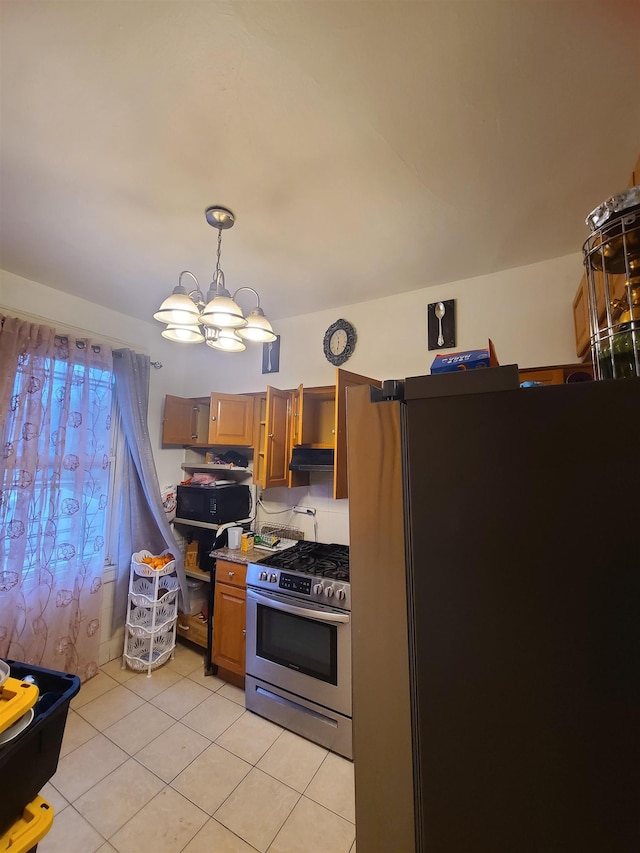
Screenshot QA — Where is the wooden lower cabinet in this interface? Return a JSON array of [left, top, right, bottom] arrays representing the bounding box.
[[176, 611, 208, 648], [211, 559, 247, 679]]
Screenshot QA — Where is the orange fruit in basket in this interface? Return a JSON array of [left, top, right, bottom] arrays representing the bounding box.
[[139, 552, 174, 569]]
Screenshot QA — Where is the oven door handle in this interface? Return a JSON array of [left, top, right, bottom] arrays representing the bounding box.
[[247, 588, 350, 623]]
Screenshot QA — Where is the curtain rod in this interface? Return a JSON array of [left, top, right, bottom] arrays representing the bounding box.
[[112, 350, 163, 369], [0, 304, 147, 352]]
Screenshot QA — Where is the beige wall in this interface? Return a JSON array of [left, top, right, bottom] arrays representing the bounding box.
[[2, 250, 584, 549], [179, 251, 584, 396]]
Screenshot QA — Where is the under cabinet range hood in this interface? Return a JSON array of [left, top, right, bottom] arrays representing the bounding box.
[[288, 447, 334, 471]]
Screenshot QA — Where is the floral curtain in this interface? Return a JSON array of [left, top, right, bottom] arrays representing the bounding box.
[[0, 315, 113, 680]]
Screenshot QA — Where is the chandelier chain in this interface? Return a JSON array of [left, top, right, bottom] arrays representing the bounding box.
[[215, 227, 223, 280]]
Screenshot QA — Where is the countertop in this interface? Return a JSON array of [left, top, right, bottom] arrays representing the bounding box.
[[213, 546, 269, 566]]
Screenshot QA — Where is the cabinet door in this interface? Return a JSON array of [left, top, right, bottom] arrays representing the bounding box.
[[212, 581, 246, 676], [572, 275, 591, 360], [208, 393, 254, 445], [264, 386, 292, 489], [291, 384, 304, 447], [334, 368, 381, 499], [162, 395, 199, 445]]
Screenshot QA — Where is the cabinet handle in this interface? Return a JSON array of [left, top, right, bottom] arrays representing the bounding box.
[[178, 623, 190, 630], [228, 571, 235, 578], [268, 433, 274, 438], [242, 629, 246, 636], [211, 415, 217, 421]]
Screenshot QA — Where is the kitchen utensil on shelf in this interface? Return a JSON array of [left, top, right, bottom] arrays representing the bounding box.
[[435, 302, 446, 346]]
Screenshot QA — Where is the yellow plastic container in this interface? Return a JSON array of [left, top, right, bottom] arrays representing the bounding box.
[[0, 677, 39, 734], [0, 796, 53, 853]]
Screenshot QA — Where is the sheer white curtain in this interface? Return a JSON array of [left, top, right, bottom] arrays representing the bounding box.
[[0, 315, 112, 680]]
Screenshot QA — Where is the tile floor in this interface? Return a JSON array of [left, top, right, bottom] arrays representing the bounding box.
[[37, 641, 356, 853]]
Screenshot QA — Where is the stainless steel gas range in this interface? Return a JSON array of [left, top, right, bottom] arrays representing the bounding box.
[[245, 542, 352, 759]]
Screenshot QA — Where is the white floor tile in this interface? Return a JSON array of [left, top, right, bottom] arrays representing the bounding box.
[[215, 710, 282, 765], [99, 657, 135, 683], [103, 701, 175, 755], [124, 664, 182, 700], [39, 781, 68, 815], [181, 691, 244, 740], [182, 818, 258, 852], [109, 786, 208, 853], [268, 796, 355, 853], [305, 752, 355, 823], [36, 805, 105, 853], [74, 757, 164, 838], [150, 677, 210, 719], [75, 684, 144, 730], [70, 671, 119, 709], [171, 742, 252, 815], [217, 682, 246, 706], [214, 768, 300, 853], [59, 709, 100, 757], [39, 660, 356, 853], [257, 729, 328, 793], [51, 733, 128, 802], [165, 642, 206, 676], [135, 721, 210, 782]]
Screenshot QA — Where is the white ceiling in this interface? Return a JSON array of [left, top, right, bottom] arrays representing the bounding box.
[[1, 1, 639, 327]]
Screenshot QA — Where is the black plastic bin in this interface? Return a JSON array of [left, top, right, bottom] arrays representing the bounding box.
[[0, 659, 81, 836]]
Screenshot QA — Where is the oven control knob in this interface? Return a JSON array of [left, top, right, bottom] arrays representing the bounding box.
[[269, 573, 278, 583], [324, 585, 335, 598], [259, 571, 268, 581], [335, 588, 346, 601], [313, 582, 324, 595]]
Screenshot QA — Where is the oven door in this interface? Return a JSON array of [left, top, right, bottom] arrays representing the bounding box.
[[246, 587, 352, 717]]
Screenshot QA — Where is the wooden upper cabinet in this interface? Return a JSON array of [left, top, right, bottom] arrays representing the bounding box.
[[208, 393, 254, 445], [518, 363, 593, 386], [252, 386, 292, 490], [572, 274, 591, 360], [291, 384, 304, 447], [162, 393, 254, 446], [334, 368, 381, 500], [162, 395, 199, 445]]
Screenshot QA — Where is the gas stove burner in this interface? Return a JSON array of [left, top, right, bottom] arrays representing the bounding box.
[[257, 541, 350, 580]]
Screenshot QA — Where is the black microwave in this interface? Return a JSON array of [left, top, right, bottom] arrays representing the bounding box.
[[176, 483, 251, 525]]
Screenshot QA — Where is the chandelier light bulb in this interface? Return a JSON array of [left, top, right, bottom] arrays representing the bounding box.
[[161, 323, 205, 343], [237, 308, 277, 342]]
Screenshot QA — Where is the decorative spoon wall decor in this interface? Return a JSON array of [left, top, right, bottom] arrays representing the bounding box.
[[427, 299, 456, 350]]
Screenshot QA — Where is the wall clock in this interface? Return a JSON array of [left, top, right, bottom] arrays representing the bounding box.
[[323, 319, 357, 366]]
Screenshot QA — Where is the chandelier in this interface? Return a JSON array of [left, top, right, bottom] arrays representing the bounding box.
[[153, 206, 276, 352]]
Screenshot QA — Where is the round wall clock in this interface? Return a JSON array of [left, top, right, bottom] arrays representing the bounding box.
[[323, 319, 357, 366]]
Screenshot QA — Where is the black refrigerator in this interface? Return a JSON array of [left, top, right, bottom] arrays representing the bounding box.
[[346, 367, 640, 853]]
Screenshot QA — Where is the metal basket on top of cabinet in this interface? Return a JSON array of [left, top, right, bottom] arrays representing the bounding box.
[[583, 185, 640, 379]]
